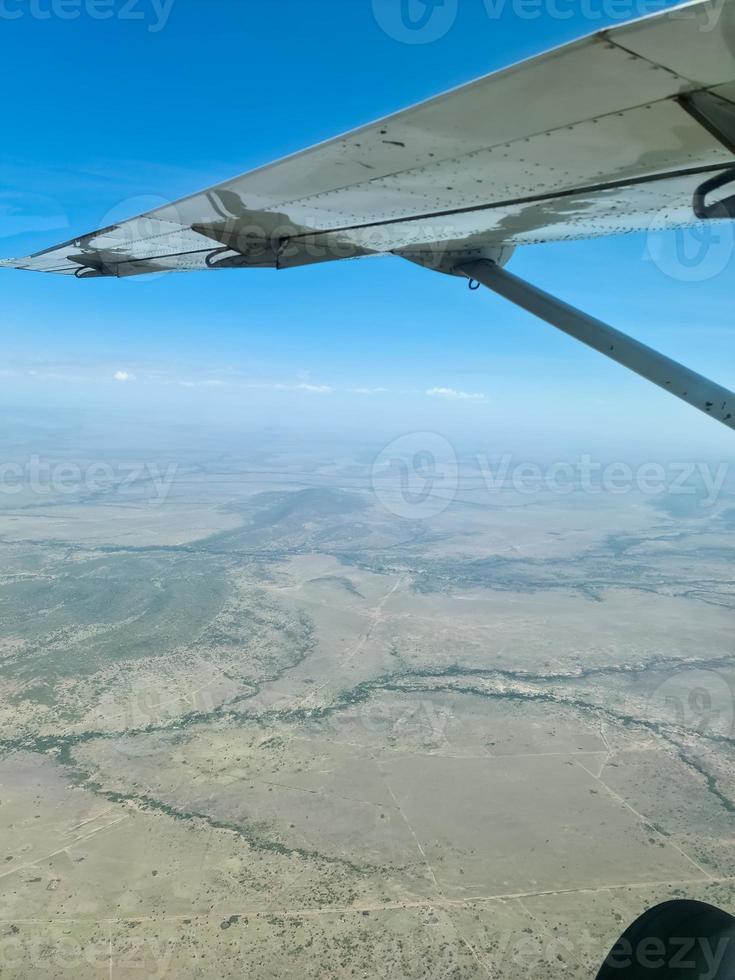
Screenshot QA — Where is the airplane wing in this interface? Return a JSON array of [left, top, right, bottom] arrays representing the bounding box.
[[2, 0, 735, 279]]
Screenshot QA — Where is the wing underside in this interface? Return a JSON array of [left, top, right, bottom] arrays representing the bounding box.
[[3, 0, 735, 278]]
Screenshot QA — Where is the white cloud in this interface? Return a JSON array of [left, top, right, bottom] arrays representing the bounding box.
[[114, 370, 136, 383], [295, 383, 334, 394], [243, 381, 333, 395], [28, 369, 84, 383], [178, 379, 228, 389], [349, 387, 388, 395], [426, 387, 487, 402]]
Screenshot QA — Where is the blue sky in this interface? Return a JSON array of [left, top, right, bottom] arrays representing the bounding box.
[[1, 0, 733, 457]]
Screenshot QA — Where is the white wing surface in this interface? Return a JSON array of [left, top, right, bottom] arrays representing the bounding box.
[[3, 0, 735, 278]]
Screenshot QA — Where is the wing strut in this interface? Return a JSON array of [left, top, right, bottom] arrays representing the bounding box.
[[457, 259, 735, 431]]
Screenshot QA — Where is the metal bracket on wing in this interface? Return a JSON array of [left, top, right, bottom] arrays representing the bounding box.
[[70, 255, 116, 279], [192, 222, 278, 269], [678, 91, 735, 220], [70, 252, 163, 279], [456, 259, 735, 431], [693, 169, 735, 219]]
